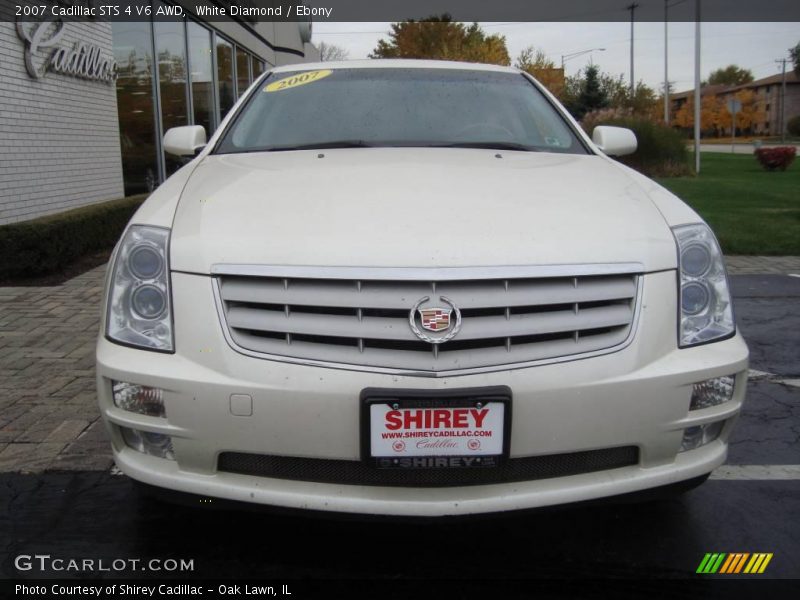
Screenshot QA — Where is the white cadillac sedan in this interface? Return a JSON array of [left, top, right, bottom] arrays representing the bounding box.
[[96, 60, 748, 516]]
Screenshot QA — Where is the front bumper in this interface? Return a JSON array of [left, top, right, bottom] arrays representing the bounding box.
[[96, 271, 749, 516]]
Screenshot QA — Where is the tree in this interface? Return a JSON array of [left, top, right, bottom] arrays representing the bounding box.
[[575, 65, 608, 119], [318, 42, 349, 62], [560, 73, 582, 113], [628, 81, 659, 117], [369, 15, 510, 66], [514, 46, 554, 71], [514, 45, 564, 96], [703, 95, 724, 132], [674, 94, 725, 132], [562, 65, 658, 119], [561, 65, 607, 120], [598, 72, 628, 108], [791, 41, 800, 77], [718, 90, 765, 134], [705, 65, 754, 87]]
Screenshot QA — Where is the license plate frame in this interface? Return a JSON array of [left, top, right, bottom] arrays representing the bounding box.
[[360, 386, 512, 469]]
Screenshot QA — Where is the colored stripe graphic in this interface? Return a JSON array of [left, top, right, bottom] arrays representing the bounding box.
[[696, 554, 713, 573], [698, 553, 773, 574], [720, 553, 750, 574], [697, 553, 726, 573], [719, 554, 735, 573], [733, 553, 750, 573], [744, 553, 774, 574]]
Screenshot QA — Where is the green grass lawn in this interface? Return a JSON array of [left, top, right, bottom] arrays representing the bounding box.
[[656, 153, 800, 255]]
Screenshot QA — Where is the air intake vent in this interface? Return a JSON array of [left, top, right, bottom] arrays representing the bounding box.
[[217, 447, 640, 487]]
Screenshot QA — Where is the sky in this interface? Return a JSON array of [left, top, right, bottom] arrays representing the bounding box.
[[312, 21, 799, 93]]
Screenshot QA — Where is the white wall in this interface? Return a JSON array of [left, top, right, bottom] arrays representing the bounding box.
[[0, 19, 124, 225]]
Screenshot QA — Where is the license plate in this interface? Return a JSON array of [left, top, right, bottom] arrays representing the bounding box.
[[361, 387, 511, 469]]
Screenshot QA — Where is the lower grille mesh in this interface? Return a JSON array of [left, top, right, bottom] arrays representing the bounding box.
[[217, 447, 639, 488]]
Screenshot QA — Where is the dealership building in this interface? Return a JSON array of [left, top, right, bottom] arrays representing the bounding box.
[[0, 2, 319, 225]]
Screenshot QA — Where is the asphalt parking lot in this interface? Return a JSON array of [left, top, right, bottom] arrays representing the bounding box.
[[1, 260, 799, 583]]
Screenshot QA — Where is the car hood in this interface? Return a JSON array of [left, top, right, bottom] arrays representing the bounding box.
[[170, 148, 678, 274]]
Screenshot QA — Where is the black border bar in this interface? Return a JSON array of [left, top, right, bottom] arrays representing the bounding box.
[[7, 0, 800, 23]]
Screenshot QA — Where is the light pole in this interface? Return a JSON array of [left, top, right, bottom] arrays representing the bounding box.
[[665, 0, 689, 125], [776, 58, 788, 142], [694, 0, 701, 174], [561, 48, 606, 71], [627, 3, 640, 98], [664, 0, 669, 124]]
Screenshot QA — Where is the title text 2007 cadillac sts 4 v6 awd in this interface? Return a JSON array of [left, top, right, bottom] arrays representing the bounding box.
[[96, 60, 748, 516]]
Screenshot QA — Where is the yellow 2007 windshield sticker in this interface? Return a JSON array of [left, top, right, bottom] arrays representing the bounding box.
[[264, 70, 333, 93]]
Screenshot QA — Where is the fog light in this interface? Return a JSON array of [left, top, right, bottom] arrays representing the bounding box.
[[120, 427, 175, 460], [112, 382, 165, 417], [680, 421, 725, 452], [690, 375, 735, 410]]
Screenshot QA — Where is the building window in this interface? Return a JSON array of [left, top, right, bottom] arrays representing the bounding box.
[[252, 57, 265, 79], [216, 37, 235, 120], [188, 22, 215, 135], [113, 21, 270, 193], [236, 47, 251, 97], [112, 21, 159, 195], [154, 14, 189, 178]]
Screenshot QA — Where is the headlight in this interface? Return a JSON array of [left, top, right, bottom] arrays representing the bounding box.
[[673, 224, 735, 347], [106, 225, 173, 352]]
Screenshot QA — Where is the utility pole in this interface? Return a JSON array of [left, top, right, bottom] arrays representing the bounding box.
[[664, 0, 669, 124], [694, 0, 701, 174], [776, 58, 788, 142], [627, 3, 640, 100]]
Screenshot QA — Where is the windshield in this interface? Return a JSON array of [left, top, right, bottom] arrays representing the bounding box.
[[214, 68, 588, 155]]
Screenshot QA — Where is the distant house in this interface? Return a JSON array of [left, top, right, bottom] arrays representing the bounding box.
[[671, 71, 799, 136]]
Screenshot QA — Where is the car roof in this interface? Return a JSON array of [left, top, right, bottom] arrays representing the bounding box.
[[270, 59, 522, 75]]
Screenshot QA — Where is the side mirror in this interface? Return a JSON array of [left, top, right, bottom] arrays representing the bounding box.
[[592, 126, 637, 157], [163, 125, 207, 157]]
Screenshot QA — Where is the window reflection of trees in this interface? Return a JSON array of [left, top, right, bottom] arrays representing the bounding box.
[[113, 23, 158, 195], [188, 22, 214, 135], [113, 21, 267, 192], [155, 22, 188, 177], [217, 39, 235, 120]]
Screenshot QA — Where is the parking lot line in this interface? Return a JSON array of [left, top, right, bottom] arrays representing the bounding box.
[[710, 465, 800, 480], [747, 369, 774, 379]]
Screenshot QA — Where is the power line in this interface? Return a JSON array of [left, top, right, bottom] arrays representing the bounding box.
[[316, 26, 799, 40], [314, 30, 389, 35]]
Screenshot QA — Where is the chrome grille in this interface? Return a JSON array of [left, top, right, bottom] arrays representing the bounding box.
[[213, 265, 641, 375]]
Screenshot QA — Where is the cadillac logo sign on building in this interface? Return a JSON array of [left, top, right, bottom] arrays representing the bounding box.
[[16, 20, 117, 83]]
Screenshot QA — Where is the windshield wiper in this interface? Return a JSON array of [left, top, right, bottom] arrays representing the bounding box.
[[429, 141, 539, 152], [227, 140, 540, 154], [260, 140, 377, 152]]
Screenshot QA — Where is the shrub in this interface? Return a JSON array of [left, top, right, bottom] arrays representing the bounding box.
[[753, 146, 796, 171], [581, 111, 691, 177], [0, 194, 147, 280], [787, 115, 800, 137]]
